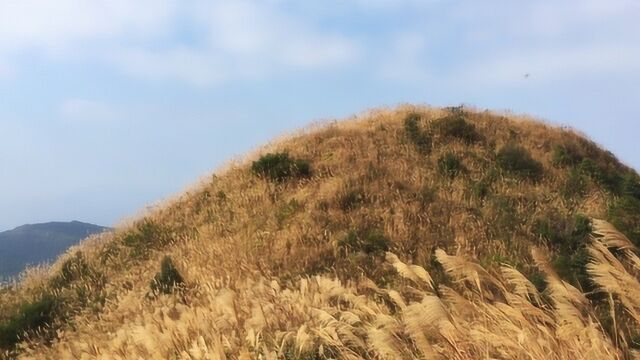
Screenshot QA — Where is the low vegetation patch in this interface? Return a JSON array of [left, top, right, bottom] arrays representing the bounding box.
[[552, 144, 584, 167], [560, 168, 588, 200], [338, 229, 390, 255], [251, 152, 311, 183], [437, 152, 465, 179], [532, 214, 592, 288], [337, 188, 366, 211], [150, 256, 184, 295], [0, 295, 58, 350], [50, 252, 98, 289], [431, 108, 482, 144], [276, 199, 302, 226], [496, 144, 543, 181], [417, 185, 438, 208], [121, 219, 172, 259], [403, 113, 431, 154]]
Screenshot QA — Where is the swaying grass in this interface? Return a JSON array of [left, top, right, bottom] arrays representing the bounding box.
[[2, 105, 640, 359], [11, 220, 640, 359]]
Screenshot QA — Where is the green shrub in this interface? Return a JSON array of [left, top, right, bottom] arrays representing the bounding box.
[[621, 172, 640, 199], [437, 153, 465, 179], [50, 252, 96, 288], [608, 195, 640, 246], [150, 256, 184, 294], [553, 247, 590, 290], [338, 229, 390, 255], [361, 231, 391, 254], [338, 189, 366, 211], [528, 270, 547, 293], [532, 214, 591, 252], [0, 295, 58, 349], [560, 168, 587, 200], [251, 152, 311, 183], [404, 113, 431, 154], [496, 144, 543, 181], [277, 199, 301, 225], [532, 214, 592, 289], [551, 144, 583, 167], [432, 111, 482, 144], [578, 158, 624, 193], [122, 219, 171, 259], [470, 179, 491, 200], [489, 196, 519, 231], [417, 185, 438, 208]]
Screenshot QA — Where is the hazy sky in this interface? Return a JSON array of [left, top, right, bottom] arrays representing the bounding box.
[[1, 0, 639, 230]]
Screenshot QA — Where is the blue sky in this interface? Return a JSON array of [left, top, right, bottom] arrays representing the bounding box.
[[1, 0, 639, 230]]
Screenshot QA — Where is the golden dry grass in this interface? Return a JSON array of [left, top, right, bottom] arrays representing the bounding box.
[[2, 105, 640, 359]]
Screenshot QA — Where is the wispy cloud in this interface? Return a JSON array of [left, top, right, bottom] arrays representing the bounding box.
[[0, 0, 360, 86], [0, 0, 175, 54], [59, 98, 118, 123]]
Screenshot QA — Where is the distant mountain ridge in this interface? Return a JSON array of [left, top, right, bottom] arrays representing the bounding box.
[[0, 221, 109, 281]]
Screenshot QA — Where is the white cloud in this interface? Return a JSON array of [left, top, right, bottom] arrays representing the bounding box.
[[198, 0, 360, 68], [0, 0, 176, 54], [59, 99, 117, 123], [0, 0, 360, 86]]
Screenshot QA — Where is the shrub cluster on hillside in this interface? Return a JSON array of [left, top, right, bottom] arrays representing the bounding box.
[[3, 106, 640, 358], [496, 144, 544, 181], [0, 295, 58, 350], [437, 152, 466, 179], [251, 152, 311, 182], [403, 113, 431, 154], [431, 107, 483, 144], [150, 256, 184, 295]]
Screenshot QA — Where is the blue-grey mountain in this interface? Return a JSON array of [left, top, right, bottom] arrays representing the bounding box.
[[0, 221, 109, 281]]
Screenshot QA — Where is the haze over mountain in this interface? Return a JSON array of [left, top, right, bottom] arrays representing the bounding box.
[[0, 221, 109, 282], [1, 106, 640, 358]]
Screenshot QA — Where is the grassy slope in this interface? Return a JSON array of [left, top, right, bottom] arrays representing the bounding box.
[[2, 105, 640, 359]]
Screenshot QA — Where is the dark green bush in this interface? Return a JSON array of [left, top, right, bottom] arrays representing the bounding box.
[[621, 172, 640, 199], [560, 169, 587, 200], [0, 295, 58, 349], [552, 144, 583, 167], [150, 256, 184, 294], [532, 214, 592, 289], [122, 219, 171, 259], [528, 270, 547, 293], [578, 158, 624, 193], [553, 247, 590, 290], [338, 229, 390, 255], [470, 179, 491, 200], [489, 196, 519, 231], [251, 152, 311, 183], [50, 252, 95, 288], [338, 189, 366, 211], [496, 144, 543, 181], [432, 111, 482, 144], [417, 185, 438, 208], [608, 195, 640, 246], [532, 214, 591, 252], [404, 113, 431, 154], [437, 153, 465, 179], [361, 231, 391, 254], [277, 199, 301, 225]]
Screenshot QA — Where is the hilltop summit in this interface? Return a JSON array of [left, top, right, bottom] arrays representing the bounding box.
[[2, 106, 640, 359]]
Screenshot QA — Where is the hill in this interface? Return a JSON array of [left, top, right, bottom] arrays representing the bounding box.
[[1, 105, 640, 359], [0, 221, 109, 282]]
